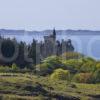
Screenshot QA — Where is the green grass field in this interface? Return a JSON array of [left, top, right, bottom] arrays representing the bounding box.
[[0, 73, 100, 100]]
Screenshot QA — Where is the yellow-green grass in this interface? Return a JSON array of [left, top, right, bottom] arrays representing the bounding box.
[[0, 72, 100, 100]]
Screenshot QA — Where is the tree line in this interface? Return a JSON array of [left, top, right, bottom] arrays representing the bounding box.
[[0, 36, 74, 69]]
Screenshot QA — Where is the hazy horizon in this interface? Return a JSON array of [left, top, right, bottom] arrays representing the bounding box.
[[0, 28, 100, 32]]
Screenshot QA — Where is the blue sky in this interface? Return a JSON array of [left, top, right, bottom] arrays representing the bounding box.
[[0, 0, 100, 30]]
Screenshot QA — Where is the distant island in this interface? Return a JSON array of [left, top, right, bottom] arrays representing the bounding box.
[[0, 29, 100, 35]]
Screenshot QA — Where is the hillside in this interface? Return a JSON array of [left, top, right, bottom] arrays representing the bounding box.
[[0, 53, 100, 100]]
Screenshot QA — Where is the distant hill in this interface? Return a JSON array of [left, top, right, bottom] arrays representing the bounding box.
[[0, 29, 100, 35]]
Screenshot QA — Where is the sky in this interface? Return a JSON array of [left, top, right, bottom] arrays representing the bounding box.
[[0, 0, 100, 30]]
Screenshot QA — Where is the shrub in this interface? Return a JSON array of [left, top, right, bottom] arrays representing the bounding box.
[[35, 63, 51, 75], [96, 63, 100, 70], [63, 59, 83, 73], [12, 63, 18, 71], [80, 61, 96, 73], [61, 52, 84, 60], [42, 56, 63, 69], [50, 68, 70, 80], [82, 57, 96, 62], [93, 69, 100, 83], [36, 56, 64, 75], [73, 73, 93, 83], [0, 66, 11, 72]]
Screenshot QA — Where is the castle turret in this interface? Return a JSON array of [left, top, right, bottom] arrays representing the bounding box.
[[53, 28, 56, 40]]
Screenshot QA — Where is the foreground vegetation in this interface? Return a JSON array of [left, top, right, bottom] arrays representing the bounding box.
[[0, 52, 100, 100], [0, 73, 100, 100]]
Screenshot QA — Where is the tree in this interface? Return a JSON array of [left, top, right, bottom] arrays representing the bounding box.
[[28, 39, 36, 65], [15, 41, 31, 68], [0, 38, 17, 66]]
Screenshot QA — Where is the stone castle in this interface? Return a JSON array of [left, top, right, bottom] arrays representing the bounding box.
[[36, 29, 74, 63]]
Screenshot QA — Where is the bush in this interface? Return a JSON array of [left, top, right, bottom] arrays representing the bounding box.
[[63, 59, 83, 73], [12, 63, 18, 71], [42, 56, 63, 68], [61, 52, 84, 60], [50, 68, 70, 80], [80, 61, 96, 73], [96, 63, 100, 70], [73, 73, 93, 83], [35, 63, 51, 75], [36, 56, 64, 75], [0, 66, 11, 72], [93, 69, 100, 83], [82, 57, 96, 62]]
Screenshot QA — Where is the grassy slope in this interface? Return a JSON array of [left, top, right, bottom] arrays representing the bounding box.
[[0, 73, 100, 100]]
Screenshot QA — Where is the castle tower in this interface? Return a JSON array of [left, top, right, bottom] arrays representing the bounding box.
[[52, 28, 56, 40]]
